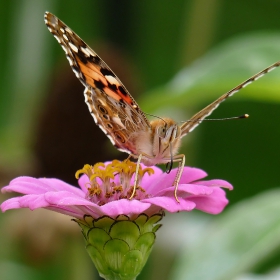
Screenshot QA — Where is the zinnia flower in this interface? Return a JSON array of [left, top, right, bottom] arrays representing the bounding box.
[[1, 160, 233, 280]]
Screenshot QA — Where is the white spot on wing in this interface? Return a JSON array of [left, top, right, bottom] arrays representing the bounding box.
[[73, 68, 81, 79], [65, 27, 73, 34], [84, 87, 89, 96], [69, 42, 79, 53], [81, 47, 91, 57], [106, 134, 116, 146], [112, 116, 125, 129], [254, 73, 265, 81], [82, 47, 97, 57], [189, 123, 200, 132], [53, 35, 61, 43], [118, 147, 131, 154], [228, 89, 239, 97], [98, 124, 108, 135], [66, 56, 74, 66], [242, 80, 252, 88], [63, 34, 69, 41], [83, 88, 98, 123], [87, 106, 98, 123], [91, 111, 98, 123], [106, 75, 119, 85], [267, 66, 276, 73], [61, 45, 68, 54]]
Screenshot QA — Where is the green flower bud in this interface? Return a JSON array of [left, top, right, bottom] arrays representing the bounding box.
[[73, 213, 163, 280]]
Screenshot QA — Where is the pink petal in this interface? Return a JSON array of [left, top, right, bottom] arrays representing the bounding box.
[[130, 165, 163, 188], [100, 199, 152, 217], [187, 187, 229, 214], [39, 178, 85, 195], [179, 167, 208, 183], [1, 194, 49, 211], [142, 196, 196, 212], [44, 191, 107, 217], [19, 194, 50, 209], [78, 175, 90, 193], [2, 177, 84, 197], [50, 204, 103, 219], [146, 167, 208, 194], [2, 177, 54, 194], [155, 184, 213, 197], [194, 179, 233, 190], [141, 165, 163, 182], [1, 197, 21, 211], [44, 191, 95, 206], [46, 206, 86, 219]]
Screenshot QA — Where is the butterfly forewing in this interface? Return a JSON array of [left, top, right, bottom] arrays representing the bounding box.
[[180, 61, 280, 137], [44, 12, 151, 154]]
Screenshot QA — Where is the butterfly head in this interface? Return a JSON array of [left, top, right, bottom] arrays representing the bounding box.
[[156, 119, 180, 143], [149, 118, 182, 163]]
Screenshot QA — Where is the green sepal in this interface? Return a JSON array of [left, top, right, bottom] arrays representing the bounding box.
[[94, 216, 115, 233], [110, 221, 140, 248], [74, 212, 163, 280]]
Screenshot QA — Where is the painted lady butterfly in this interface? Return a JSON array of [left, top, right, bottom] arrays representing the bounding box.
[[44, 12, 280, 202]]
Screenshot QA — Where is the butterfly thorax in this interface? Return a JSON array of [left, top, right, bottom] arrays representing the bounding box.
[[133, 118, 181, 166]]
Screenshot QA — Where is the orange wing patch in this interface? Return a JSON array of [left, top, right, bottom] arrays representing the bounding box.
[[76, 57, 136, 106]]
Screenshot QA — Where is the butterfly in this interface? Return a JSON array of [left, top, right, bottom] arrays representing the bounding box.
[[44, 11, 280, 202]]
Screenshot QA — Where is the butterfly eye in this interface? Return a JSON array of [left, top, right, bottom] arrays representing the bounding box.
[[157, 126, 166, 138]]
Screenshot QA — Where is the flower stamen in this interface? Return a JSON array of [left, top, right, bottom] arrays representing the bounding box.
[[76, 160, 154, 205]]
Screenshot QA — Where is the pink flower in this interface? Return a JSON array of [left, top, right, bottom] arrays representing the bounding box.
[[1, 160, 232, 219]]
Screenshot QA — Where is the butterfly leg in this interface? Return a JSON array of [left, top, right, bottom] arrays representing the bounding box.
[[125, 154, 133, 161], [172, 154, 185, 203], [129, 153, 143, 199]]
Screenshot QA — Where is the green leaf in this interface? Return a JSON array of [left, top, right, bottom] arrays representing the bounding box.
[[171, 188, 280, 280]]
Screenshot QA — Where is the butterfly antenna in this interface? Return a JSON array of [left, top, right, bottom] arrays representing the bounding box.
[[166, 142, 173, 174], [144, 112, 167, 125], [182, 114, 249, 123]]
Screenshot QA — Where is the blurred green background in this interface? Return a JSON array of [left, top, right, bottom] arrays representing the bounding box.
[[1, 0, 280, 279]]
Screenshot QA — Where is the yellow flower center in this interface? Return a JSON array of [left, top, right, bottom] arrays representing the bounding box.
[[75, 159, 154, 205]]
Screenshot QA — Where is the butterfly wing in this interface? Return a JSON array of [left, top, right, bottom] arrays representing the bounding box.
[[180, 61, 280, 137], [44, 12, 151, 154]]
